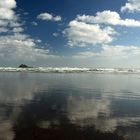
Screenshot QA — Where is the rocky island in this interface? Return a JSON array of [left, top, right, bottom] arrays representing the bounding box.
[[18, 64, 31, 68]]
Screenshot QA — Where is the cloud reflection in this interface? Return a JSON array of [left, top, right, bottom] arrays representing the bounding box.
[[0, 73, 140, 140]]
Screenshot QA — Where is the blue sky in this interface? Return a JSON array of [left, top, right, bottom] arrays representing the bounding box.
[[1, 0, 140, 67]]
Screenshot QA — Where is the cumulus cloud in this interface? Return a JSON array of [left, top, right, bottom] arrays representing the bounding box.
[[77, 10, 140, 27], [0, 0, 16, 20], [121, 0, 140, 13], [63, 20, 116, 47], [0, 0, 22, 33], [64, 10, 140, 48], [0, 0, 58, 64], [0, 0, 16, 9], [37, 12, 62, 22]]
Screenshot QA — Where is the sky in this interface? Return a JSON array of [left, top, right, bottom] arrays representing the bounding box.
[[1, 0, 140, 67]]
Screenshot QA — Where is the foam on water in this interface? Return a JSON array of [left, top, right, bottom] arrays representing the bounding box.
[[0, 67, 140, 73]]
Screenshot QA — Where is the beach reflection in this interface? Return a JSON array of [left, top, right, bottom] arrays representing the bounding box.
[[0, 73, 140, 139]]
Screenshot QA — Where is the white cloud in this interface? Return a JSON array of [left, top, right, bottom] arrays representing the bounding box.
[[36, 39, 42, 43], [31, 21, 38, 26], [73, 45, 140, 58], [12, 27, 24, 33], [0, 34, 57, 61], [77, 10, 140, 27], [53, 33, 59, 37], [64, 10, 140, 48], [0, 0, 16, 9], [0, 8, 15, 20], [53, 16, 62, 21], [64, 20, 116, 47], [0, 0, 16, 20], [121, 0, 140, 13], [0, 0, 58, 64], [0, 20, 8, 26], [101, 45, 140, 57], [38, 13, 52, 21], [9, 22, 22, 28], [37, 12, 62, 22], [0, 0, 20, 33], [0, 27, 8, 33]]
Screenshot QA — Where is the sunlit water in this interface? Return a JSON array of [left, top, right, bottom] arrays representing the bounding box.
[[0, 72, 140, 140]]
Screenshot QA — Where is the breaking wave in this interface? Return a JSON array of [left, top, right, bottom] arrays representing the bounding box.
[[0, 67, 140, 73]]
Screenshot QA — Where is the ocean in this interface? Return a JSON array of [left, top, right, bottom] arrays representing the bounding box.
[[0, 70, 140, 140]]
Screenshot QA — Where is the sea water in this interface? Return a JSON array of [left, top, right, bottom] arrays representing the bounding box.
[[0, 72, 140, 140]]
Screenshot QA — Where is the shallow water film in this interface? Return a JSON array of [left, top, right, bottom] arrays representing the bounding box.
[[0, 72, 140, 140]]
